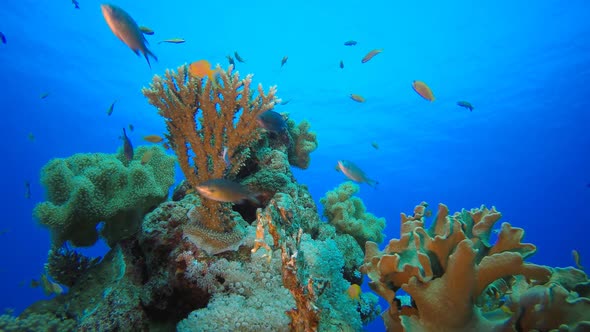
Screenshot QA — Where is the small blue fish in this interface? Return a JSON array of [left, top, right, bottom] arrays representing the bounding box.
[[72, 0, 80, 9], [122, 128, 134, 161], [457, 101, 474, 112], [24, 181, 31, 199], [107, 100, 116, 116], [226, 55, 235, 67], [0, 32, 6, 44], [234, 51, 246, 63]]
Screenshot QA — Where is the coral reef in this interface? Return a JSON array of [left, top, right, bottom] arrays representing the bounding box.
[[286, 118, 318, 169], [142, 64, 277, 254], [33, 145, 175, 247], [45, 246, 101, 287], [361, 202, 590, 331], [320, 181, 386, 247], [22, 62, 590, 332]]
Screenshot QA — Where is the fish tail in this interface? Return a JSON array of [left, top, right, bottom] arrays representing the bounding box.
[[144, 49, 158, 68], [249, 196, 261, 206]]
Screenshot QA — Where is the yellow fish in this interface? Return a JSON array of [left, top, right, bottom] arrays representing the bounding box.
[[412, 80, 435, 101], [143, 135, 164, 143], [347, 284, 361, 301], [350, 94, 365, 103], [361, 49, 383, 63], [141, 150, 154, 165], [158, 38, 185, 44], [139, 26, 154, 35], [101, 4, 157, 67]]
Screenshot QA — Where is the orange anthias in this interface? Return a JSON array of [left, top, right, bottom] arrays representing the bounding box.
[[412, 80, 435, 101], [189, 60, 217, 80], [347, 284, 361, 301]]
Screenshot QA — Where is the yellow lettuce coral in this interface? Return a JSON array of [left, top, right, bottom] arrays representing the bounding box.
[[361, 203, 552, 331]]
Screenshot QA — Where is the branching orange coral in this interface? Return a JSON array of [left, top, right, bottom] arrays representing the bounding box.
[[142, 64, 277, 252]]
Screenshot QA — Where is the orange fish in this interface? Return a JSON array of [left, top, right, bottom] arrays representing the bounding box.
[[412, 80, 435, 101], [361, 49, 383, 63], [189, 60, 217, 81], [143, 135, 164, 143], [350, 94, 365, 103], [347, 284, 361, 301]]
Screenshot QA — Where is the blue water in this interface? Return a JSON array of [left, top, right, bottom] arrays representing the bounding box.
[[1, 0, 589, 330]]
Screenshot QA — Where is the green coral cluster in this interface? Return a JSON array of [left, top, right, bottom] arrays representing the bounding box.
[[320, 181, 386, 247], [34, 146, 175, 247], [0, 313, 77, 331], [286, 118, 318, 169]]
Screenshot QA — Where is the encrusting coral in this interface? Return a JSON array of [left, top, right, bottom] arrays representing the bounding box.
[[142, 64, 277, 255], [361, 202, 590, 331], [33, 145, 175, 247], [320, 181, 386, 248]]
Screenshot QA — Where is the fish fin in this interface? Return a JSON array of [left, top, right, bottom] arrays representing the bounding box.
[[248, 195, 261, 206], [144, 49, 158, 68]]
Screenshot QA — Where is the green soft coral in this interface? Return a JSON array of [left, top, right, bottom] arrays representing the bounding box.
[[320, 182, 385, 247], [287, 119, 318, 169], [34, 146, 175, 247]]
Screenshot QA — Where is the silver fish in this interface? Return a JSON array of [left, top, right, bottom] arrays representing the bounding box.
[[337, 160, 378, 187]]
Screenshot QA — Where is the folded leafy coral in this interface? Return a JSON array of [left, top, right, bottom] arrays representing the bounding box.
[[360, 202, 590, 331], [34, 146, 175, 247]]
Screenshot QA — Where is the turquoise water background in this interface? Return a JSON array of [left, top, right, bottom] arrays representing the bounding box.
[[1, 0, 589, 330]]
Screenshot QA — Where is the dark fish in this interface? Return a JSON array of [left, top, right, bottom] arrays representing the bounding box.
[[457, 101, 474, 111], [24, 181, 31, 199], [339, 60, 344, 69], [234, 51, 246, 63], [128, 124, 134, 131], [122, 128, 134, 161], [107, 100, 116, 116], [257, 110, 287, 133], [344, 40, 357, 46], [72, 0, 80, 9], [226, 55, 235, 67], [0, 32, 6, 44], [40, 92, 50, 99], [195, 178, 259, 204], [101, 4, 157, 68], [281, 55, 288, 67]]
